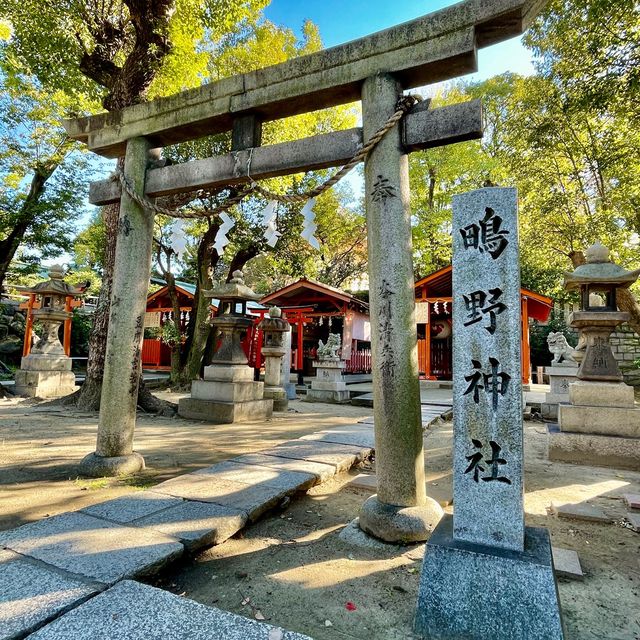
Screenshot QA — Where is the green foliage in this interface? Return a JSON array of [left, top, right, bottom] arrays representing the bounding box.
[[72, 214, 107, 270], [0, 64, 90, 268], [1, 0, 269, 110], [161, 321, 181, 346], [409, 59, 639, 297], [70, 312, 92, 358]]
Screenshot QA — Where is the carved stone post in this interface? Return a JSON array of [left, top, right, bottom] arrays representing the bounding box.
[[79, 136, 154, 476], [358, 74, 443, 542]]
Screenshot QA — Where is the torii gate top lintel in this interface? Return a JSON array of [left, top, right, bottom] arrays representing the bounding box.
[[64, 0, 542, 158]]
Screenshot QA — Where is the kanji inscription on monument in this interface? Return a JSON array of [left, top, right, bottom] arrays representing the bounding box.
[[452, 187, 524, 551]]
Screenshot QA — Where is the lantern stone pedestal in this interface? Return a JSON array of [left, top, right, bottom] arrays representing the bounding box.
[[178, 271, 272, 424], [305, 359, 350, 404], [548, 243, 640, 470], [14, 266, 80, 399], [179, 362, 273, 423]]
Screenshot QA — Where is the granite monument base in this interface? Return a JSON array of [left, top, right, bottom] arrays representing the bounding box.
[[415, 515, 564, 640], [542, 365, 578, 419], [547, 423, 640, 471], [14, 369, 76, 399]]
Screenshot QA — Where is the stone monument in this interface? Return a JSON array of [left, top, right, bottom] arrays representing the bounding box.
[[178, 271, 273, 423], [415, 188, 564, 639], [541, 332, 579, 420], [257, 306, 290, 411], [549, 242, 640, 470], [14, 266, 81, 399], [304, 334, 350, 404]]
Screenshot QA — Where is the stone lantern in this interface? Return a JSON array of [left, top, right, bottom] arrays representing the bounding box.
[[548, 242, 640, 470], [257, 306, 290, 411], [15, 265, 82, 398], [564, 241, 640, 381], [178, 270, 273, 423]]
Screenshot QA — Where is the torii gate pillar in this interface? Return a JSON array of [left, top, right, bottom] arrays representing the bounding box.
[[79, 136, 154, 477], [359, 74, 443, 542]]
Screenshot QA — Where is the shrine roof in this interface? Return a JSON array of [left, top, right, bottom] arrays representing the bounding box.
[[148, 277, 265, 311], [261, 278, 369, 313], [415, 265, 553, 322]]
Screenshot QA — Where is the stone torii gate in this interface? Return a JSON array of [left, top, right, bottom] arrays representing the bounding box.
[[66, 0, 543, 543]]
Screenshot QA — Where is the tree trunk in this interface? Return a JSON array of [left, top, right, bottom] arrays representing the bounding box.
[[177, 222, 219, 384], [0, 171, 49, 293], [163, 270, 183, 384], [181, 278, 213, 383], [74, 196, 120, 410]]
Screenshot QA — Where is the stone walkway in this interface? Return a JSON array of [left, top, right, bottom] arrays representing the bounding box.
[[0, 416, 398, 639]]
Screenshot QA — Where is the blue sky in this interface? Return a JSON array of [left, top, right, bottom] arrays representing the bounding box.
[[264, 0, 535, 81]]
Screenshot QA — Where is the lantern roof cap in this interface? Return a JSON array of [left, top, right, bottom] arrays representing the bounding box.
[[17, 265, 83, 297], [203, 270, 261, 302], [564, 242, 640, 290]]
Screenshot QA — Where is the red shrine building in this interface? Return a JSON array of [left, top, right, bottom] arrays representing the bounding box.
[[260, 278, 372, 375], [143, 270, 552, 384], [415, 265, 552, 383]]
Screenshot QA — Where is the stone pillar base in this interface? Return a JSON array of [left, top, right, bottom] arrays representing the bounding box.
[[415, 515, 564, 640], [14, 369, 76, 399], [548, 423, 640, 471], [358, 494, 443, 544], [304, 388, 351, 404], [78, 452, 145, 477]]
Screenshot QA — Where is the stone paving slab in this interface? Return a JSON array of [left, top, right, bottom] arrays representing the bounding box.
[[550, 502, 612, 523], [551, 547, 584, 580], [626, 512, 640, 533], [29, 580, 312, 640], [153, 475, 288, 522], [194, 460, 316, 492], [231, 454, 337, 483], [80, 491, 183, 524], [299, 425, 375, 449], [0, 549, 100, 640], [134, 501, 248, 551], [258, 440, 371, 472], [622, 493, 640, 510], [0, 512, 183, 586]]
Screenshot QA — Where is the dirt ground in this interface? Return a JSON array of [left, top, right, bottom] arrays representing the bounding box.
[[0, 393, 370, 531], [1, 393, 640, 639]]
